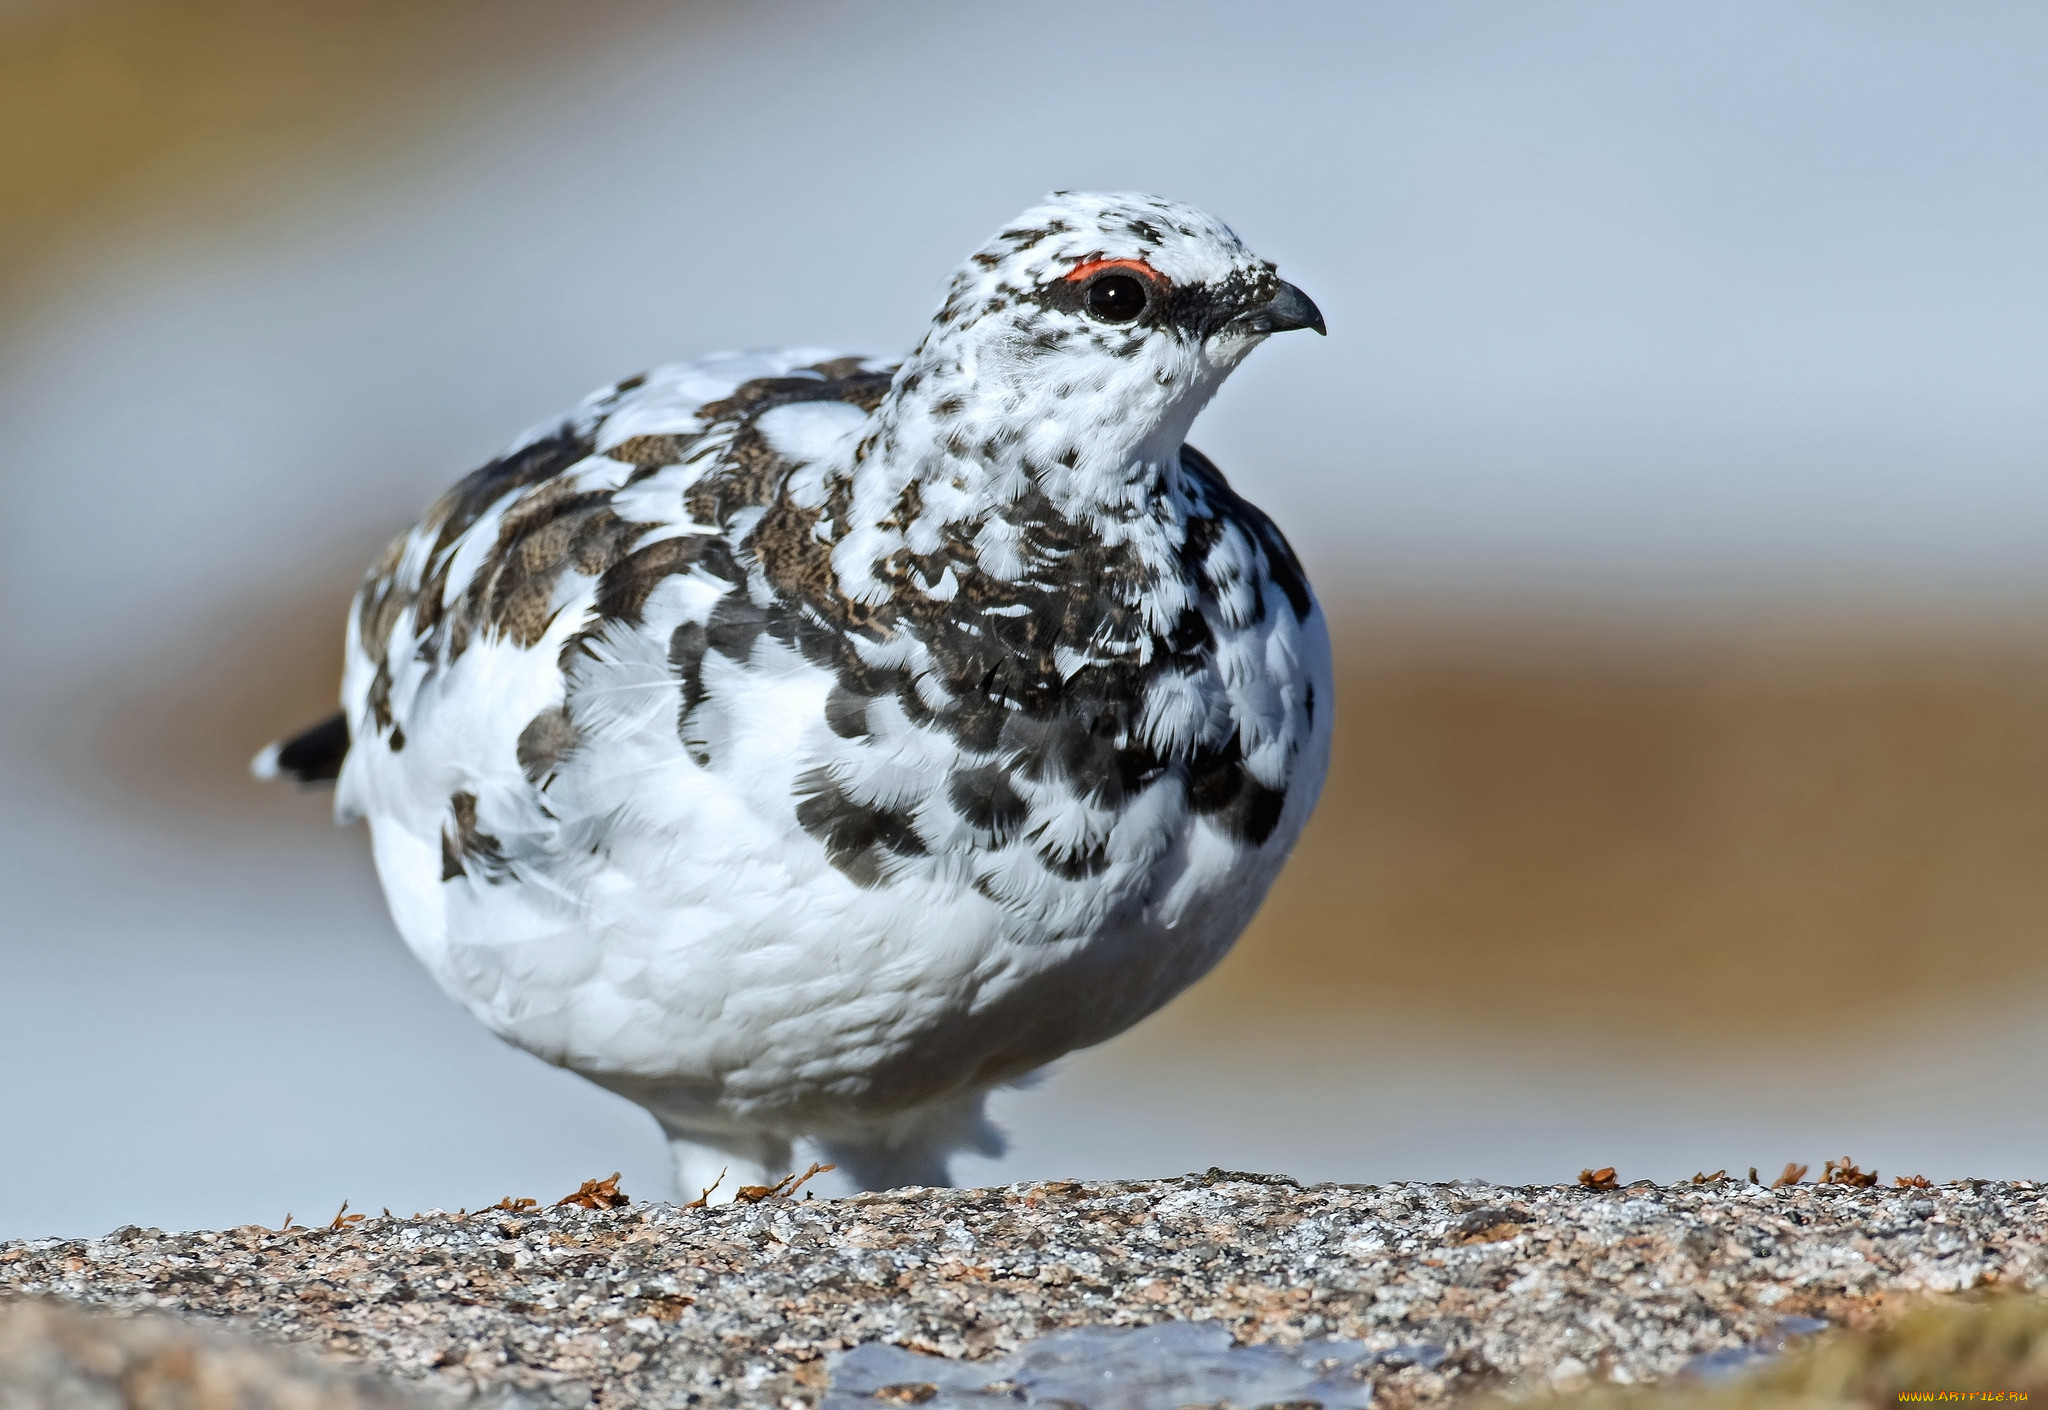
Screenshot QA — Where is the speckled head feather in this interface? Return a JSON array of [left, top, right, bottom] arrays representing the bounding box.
[[940, 191, 1281, 332], [835, 192, 1322, 606], [869, 193, 1317, 497]]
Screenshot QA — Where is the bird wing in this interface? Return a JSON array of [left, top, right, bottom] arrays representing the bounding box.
[[320, 349, 887, 886]]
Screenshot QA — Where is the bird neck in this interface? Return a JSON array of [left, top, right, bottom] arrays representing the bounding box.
[[833, 333, 1219, 582], [816, 355, 1202, 614]]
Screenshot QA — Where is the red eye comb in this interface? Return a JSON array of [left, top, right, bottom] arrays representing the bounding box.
[[1061, 257, 1164, 284]]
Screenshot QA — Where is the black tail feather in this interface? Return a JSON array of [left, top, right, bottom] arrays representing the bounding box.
[[257, 711, 350, 785]]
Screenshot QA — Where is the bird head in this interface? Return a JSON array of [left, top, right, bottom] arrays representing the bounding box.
[[888, 192, 1324, 490]]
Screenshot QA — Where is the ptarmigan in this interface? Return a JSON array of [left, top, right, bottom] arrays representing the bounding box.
[[257, 192, 1332, 1201]]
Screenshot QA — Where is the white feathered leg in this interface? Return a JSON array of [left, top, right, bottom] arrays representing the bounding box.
[[661, 1124, 792, 1205], [815, 1089, 1004, 1193]]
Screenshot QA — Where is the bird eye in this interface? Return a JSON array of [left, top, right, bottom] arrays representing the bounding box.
[[1085, 273, 1147, 323]]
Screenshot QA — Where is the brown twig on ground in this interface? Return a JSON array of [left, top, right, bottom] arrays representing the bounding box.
[[1896, 1173, 1934, 1188], [488, 1196, 538, 1213], [326, 1200, 366, 1232], [1577, 1166, 1619, 1191], [735, 1163, 838, 1203], [1691, 1170, 1728, 1184], [555, 1173, 629, 1210], [1822, 1155, 1879, 1187], [1773, 1162, 1810, 1187], [683, 1168, 728, 1210]]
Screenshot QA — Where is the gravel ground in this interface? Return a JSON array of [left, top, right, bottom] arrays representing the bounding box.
[[1, 1172, 2041, 1408]]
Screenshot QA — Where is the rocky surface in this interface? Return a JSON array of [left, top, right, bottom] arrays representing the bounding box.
[[1, 1172, 2042, 1408]]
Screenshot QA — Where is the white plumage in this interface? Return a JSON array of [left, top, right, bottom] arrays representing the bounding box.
[[260, 192, 1333, 1201]]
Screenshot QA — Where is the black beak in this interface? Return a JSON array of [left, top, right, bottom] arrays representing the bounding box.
[[1239, 280, 1326, 336]]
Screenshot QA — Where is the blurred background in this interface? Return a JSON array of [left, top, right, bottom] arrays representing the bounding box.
[[4, 0, 2048, 1241]]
